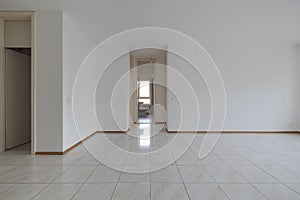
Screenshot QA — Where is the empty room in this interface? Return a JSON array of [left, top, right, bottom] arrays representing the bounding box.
[[0, 0, 300, 200]]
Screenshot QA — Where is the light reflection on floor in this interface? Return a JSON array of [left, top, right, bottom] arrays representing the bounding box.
[[137, 114, 153, 124], [139, 123, 151, 147]]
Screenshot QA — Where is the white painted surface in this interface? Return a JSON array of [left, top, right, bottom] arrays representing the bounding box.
[[5, 49, 31, 149], [35, 11, 63, 152], [166, 52, 201, 131], [62, 13, 95, 150], [0, 19, 4, 152], [129, 54, 138, 123], [95, 54, 130, 131], [0, 1, 299, 150], [4, 20, 31, 48], [154, 63, 167, 123], [61, 0, 299, 149], [138, 62, 154, 79], [30, 13, 35, 154]]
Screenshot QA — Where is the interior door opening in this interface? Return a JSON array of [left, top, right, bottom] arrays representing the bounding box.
[[129, 49, 167, 125], [0, 12, 34, 153], [137, 79, 153, 124], [5, 48, 31, 150]]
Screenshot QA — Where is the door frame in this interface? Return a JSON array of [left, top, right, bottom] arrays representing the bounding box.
[[130, 49, 168, 124], [0, 11, 35, 154], [135, 58, 154, 123]]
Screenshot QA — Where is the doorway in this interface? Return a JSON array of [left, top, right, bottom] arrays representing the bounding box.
[[129, 49, 167, 125], [137, 79, 153, 124], [0, 12, 34, 153], [5, 48, 31, 149]]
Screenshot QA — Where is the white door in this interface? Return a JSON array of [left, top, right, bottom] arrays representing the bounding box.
[[5, 49, 31, 149], [0, 19, 5, 152], [153, 63, 167, 123]]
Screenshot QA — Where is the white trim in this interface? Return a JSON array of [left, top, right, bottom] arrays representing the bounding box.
[[0, 11, 35, 154], [0, 18, 5, 152], [31, 12, 35, 154]]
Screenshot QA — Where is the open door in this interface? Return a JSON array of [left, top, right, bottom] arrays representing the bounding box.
[[0, 18, 4, 152], [5, 49, 31, 149], [153, 53, 167, 123]]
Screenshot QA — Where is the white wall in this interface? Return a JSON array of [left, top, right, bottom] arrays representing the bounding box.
[[154, 63, 167, 123], [4, 20, 31, 48], [95, 54, 130, 131], [62, 0, 300, 132], [138, 63, 154, 79], [62, 13, 95, 150], [60, 0, 300, 147], [35, 11, 63, 152], [1, 0, 300, 150], [167, 53, 203, 131], [298, 44, 300, 129]]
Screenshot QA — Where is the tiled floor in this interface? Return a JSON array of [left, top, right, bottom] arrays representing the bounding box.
[[1, 124, 300, 199], [137, 114, 153, 124]]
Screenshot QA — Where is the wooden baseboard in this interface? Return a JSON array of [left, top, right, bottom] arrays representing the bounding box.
[[35, 128, 131, 155], [96, 128, 130, 134], [217, 131, 299, 134], [35, 151, 64, 155], [166, 129, 299, 134], [35, 131, 98, 155]]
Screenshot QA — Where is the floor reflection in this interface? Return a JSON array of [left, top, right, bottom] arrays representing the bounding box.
[[139, 124, 151, 147], [137, 114, 153, 124]]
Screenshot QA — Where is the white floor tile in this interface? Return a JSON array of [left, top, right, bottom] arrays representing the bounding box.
[[259, 165, 300, 183], [73, 154, 100, 165], [112, 183, 150, 200], [32, 183, 81, 200], [0, 166, 68, 183], [2, 126, 300, 200], [205, 164, 247, 183], [176, 150, 201, 165], [185, 183, 228, 200], [72, 183, 116, 200], [178, 165, 214, 183], [253, 184, 300, 200], [54, 166, 96, 183], [119, 172, 150, 183], [0, 184, 46, 200], [151, 166, 182, 183], [220, 184, 267, 200], [151, 183, 189, 200], [287, 183, 300, 194], [86, 166, 121, 183], [233, 166, 279, 183]]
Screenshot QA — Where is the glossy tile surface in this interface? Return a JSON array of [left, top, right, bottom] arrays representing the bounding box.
[[0, 125, 300, 199]]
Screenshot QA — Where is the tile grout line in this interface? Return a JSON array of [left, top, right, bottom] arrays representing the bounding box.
[[195, 149, 231, 200], [175, 161, 191, 200], [28, 151, 89, 199], [233, 146, 300, 197], [109, 164, 125, 200], [70, 162, 101, 200], [221, 150, 271, 200], [29, 164, 73, 200]]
